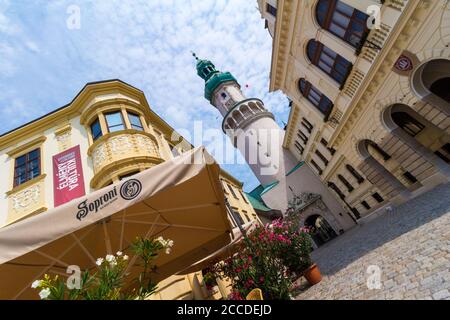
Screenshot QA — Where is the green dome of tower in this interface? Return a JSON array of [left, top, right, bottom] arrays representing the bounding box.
[[193, 53, 239, 103]]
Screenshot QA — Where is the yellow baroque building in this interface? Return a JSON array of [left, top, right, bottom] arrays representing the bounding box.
[[258, 0, 450, 241], [0, 79, 260, 300]]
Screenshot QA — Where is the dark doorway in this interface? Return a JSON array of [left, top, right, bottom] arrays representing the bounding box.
[[304, 215, 337, 247], [430, 77, 450, 103]]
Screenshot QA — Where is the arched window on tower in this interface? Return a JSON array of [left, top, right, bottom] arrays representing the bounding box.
[[316, 0, 370, 49], [307, 40, 352, 87], [299, 78, 334, 120]]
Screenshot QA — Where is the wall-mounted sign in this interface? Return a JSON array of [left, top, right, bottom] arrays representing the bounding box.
[[392, 50, 419, 76], [53, 145, 85, 207], [394, 55, 413, 71]]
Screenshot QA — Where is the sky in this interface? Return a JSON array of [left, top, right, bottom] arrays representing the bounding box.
[[0, 0, 290, 192]]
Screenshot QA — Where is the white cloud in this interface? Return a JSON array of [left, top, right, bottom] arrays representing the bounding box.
[[0, 0, 290, 191]]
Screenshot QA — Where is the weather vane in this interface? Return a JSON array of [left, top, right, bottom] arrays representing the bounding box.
[[191, 51, 199, 61]]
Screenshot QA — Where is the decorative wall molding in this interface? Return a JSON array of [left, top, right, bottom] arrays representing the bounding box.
[[7, 136, 46, 158], [89, 131, 163, 189]]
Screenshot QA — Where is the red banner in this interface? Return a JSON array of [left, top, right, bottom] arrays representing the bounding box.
[[53, 145, 86, 207]]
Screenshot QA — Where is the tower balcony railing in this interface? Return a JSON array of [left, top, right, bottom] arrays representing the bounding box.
[[222, 98, 275, 133]]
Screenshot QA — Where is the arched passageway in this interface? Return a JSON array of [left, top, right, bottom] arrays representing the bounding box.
[[382, 104, 450, 177], [412, 59, 450, 115], [304, 214, 337, 247], [357, 139, 411, 199]]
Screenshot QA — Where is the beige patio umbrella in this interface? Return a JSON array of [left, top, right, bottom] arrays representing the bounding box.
[[0, 147, 233, 300], [176, 221, 258, 275]]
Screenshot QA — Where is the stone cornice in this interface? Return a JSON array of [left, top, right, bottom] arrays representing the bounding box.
[[6, 174, 47, 196], [0, 80, 150, 151], [283, 102, 299, 148], [269, 0, 297, 93], [329, 0, 431, 148], [6, 136, 47, 158]]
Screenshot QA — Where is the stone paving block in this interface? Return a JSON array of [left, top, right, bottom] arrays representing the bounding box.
[[295, 183, 450, 300], [432, 290, 450, 300]]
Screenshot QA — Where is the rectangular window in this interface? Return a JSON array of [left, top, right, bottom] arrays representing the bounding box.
[[301, 117, 314, 132], [266, 3, 277, 17], [320, 138, 336, 155], [351, 207, 361, 219], [372, 192, 384, 203], [297, 130, 308, 144], [227, 184, 239, 199], [239, 190, 249, 204], [361, 201, 371, 210], [295, 141, 304, 155], [230, 206, 244, 226], [105, 111, 125, 133], [403, 171, 418, 184], [310, 160, 323, 175], [128, 112, 144, 131], [315, 150, 329, 166], [90, 119, 103, 141], [14, 148, 41, 187]]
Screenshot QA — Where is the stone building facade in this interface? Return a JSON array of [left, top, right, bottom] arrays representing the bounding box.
[[258, 0, 450, 236]]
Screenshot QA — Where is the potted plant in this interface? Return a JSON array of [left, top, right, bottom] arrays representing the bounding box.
[[30, 236, 175, 300], [270, 219, 322, 286], [302, 262, 322, 285], [202, 269, 219, 295], [212, 224, 293, 300]]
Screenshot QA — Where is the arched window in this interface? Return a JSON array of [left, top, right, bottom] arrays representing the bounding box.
[[299, 78, 334, 118], [367, 141, 391, 161], [392, 112, 425, 137], [307, 40, 352, 86], [316, 0, 370, 48]]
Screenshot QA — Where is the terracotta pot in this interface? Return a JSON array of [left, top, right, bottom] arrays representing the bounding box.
[[303, 263, 322, 285]]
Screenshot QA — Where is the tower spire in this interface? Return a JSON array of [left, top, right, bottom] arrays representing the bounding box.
[[191, 51, 199, 62], [193, 54, 238, 104]]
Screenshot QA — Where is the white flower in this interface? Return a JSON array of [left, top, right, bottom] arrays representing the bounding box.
[[39, 288, 51, 300], [123, 255, 129, 260], [116, 251, 123, 256], [156, 236, 164, 244], [105, 254, 115, 262], [165, 248, 172, 255], [31, 280, 41, 289], [96, 258, 104, 266], [168, 240, 174, 247], [109, 260, 117, 267]]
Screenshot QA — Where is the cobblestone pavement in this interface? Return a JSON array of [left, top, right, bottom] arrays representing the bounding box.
[[295, 182, 450, 300]]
